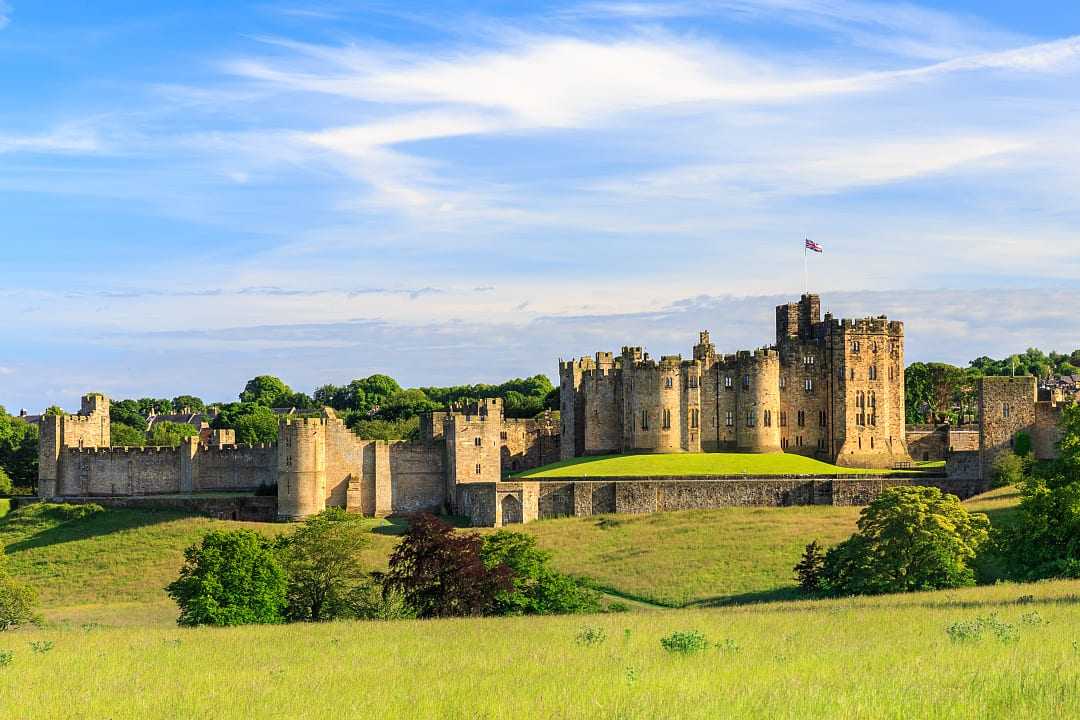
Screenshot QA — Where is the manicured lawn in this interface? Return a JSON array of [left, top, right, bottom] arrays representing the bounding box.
[[514, 452, 894, 478], [3, 578, 1079, 719]]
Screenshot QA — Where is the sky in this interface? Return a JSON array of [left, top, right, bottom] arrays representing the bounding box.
[[2, 0, 1080, 411]]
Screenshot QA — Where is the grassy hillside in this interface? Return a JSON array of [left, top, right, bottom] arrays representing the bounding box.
[[3, 579, 1078, 719], [0, 488, 1017, 625], [514, 453, 923, 478], [0, 498, 9, 519]]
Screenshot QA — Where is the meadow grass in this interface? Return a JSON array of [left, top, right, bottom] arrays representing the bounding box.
[[1, 579, 1078, 719], [0, 488, 1015, 623], [0, 498, 9, 519], [514, 453, 907, 478]]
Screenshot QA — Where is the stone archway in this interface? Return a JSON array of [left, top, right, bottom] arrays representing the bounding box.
[[500, 494, 523, 525]]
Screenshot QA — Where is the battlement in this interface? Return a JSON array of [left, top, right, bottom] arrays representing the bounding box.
[[559, 357, 596, 372], [202, 443, 274, 451], [66, 445, 179, 456], [282, 417, 329, 428], [828, 316, 904, 336], [658, 355, 682, 369], [734, 347, 779, 362]]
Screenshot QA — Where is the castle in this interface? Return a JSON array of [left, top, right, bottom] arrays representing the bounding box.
[[559, 294, 911, 468], [30, 294, 1072, 526]]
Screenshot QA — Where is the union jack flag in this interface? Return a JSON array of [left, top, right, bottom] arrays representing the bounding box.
[[804, 238, 823, 253]]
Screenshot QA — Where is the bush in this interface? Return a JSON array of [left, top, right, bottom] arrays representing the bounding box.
[[383, 514, 512, 618], [660, 630, 709, 655], [280, 508, 370, 622], [1014, 432, 1033, 458], [0, 559, 37, 631], [993, 472, 1080, 581], [480, 531, 601, 615], [0, 468, 11, 496], [794, 540, 825, 593], [346, 576, 416, 621], [819, 486, 990, 596], [166, 530, 287, 626], [991, 451, 1027, 488]]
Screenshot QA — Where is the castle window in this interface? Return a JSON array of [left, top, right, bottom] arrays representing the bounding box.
[[819, 410, 827, 427], [690, 409, 699, 429], [779, 376, 786, 389], [780, 411, 788, 427], [475, 464, 482, 475], [662, 409, 672, 430], [889, 367, 895, 380], [781, 437, 789, 449], [797, 410, 805, 427], [1002, 403, 1011, 418], [804, 378, 813, 393], [725, 376, 733, 389], [817, 438, 826, 450], [871, 342, 878, 353], [665, 377, 673, 389], [869, 392, 877, 426], [796, 435, 803, 447], [475, 437, 482, 447], [688, 376, 698, 389], [871, 437, 875, 449], [838, 365, 845, 380], [765, 409, 773, 427], [500, 432, 508, 441], [725, 411, 734, 427], [852, 340, 860, 353], [742, 375, 750, 389], [850, 368, 856, 381], [804, 355, 815, 365], [746, 408, 756, 427], [641, 410, 649, 431], [869, 366, 877, 381]]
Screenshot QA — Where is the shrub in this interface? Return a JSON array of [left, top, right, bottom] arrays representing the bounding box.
[[993, 472, 1080, 581], [0, 650, 12, 668], [660, 630, 709, 655], [383, 513, 512, 618], [0, 559, 37, 631], [946, 615, 1019, 644], [1014, 432, 1033, 458], [166, 530, 287, 626], [819, 486, 989, 596], [480, 530, 601, 615], [793, 540, 825, 593], [280, 508, 370, 622], [991, 451, 1027, 488], [0, 469, 11, 496], [575, 626, 606, 646], [346, 576, 415, 621]]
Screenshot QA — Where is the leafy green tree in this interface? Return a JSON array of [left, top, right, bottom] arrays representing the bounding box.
[[239, 376, 294, 408], [43, 405, 64, 417], [346, 577, 415, 620], [383, 514, 512, 618], [171, 395, 206, 413], [110, 422, 146, 447], [0, 468, 12, 496], [794, 540, 825, 592], [0, 409, 39, 488], [347, 416, 421, 442], [480, 530, 600, 615], [147, 421, 199, 448], [819, 486, 990, 596], [280, 508, 371, 622], [212, 403, 279, 444], [166, 530, 287, 627], [1013, 431, 1033, 458], [347, 374, 402, 415], [991, 451, 1027, 489], [1059, 403, 1080, 475], [377, 389, 437, 421], [0, 558, 37, 631]]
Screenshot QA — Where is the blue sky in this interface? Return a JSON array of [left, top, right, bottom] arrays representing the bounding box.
[[2, 0, 1080, 410]]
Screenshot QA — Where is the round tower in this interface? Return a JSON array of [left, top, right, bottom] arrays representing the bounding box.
[[277, 418, 327, 521], [736, 350, 782, 453]]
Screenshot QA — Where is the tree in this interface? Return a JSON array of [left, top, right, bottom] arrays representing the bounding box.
[[239, 376, 294, 408], [1058, 403, 1080, 475], [171, 395, 206, 413], [147, 421, 199, 448], [794, 540, 825, 593], [376, 389, 437, 421], [480, 531, 600, 615], [212, 403, 279, 444], [0, 558, 37, 631], [166, 530, 287, 626], [0, 409, 38, 488], [0, 467, 12, 496], [991, 451, 1027, 489], [819, 486, 989, 596], [110, 422, 146, 447], [43, 405, 64, 417], [347, 416, 421, 442], [347, 374, 402, 415], [280, 508, 371, 622], [383, 514, 512, 618]]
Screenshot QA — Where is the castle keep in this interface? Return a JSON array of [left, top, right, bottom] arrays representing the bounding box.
[[559, 294, 911, 468]]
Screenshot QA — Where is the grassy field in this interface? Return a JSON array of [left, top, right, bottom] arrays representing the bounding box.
[[0, 488, 1018, 625], [0, 498, 9, 519], [514, 453, 910, 478], [2, 579, 1078, 719]]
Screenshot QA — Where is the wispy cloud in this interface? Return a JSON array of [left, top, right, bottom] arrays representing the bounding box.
[[0, 2, 10, 30], [0, 124, 101, 155]]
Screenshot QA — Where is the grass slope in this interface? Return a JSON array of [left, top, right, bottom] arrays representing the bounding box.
[[0, 488, 1017, 623], [0, 498, 9, 519], [2, 580, 1079, 719], [514, 453, 923, 478]]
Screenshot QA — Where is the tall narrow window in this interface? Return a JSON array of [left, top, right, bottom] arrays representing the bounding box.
[[819, 410, 827, 427], [474, 437, 482, 447], [764, 409, 772, 427], [804, 378, 814, 393], [742, 374, 750, 389], [475, 464, 482, 475], [852, 340, 860, 353], [724, 376, 733, 389], [797, 410, 806, 427], [665, 377, 673, 389], [780, 411, 788, 427], [1002, 403, 1011, 418], [688, 376, 698, 389], [662, 408, 671, 430], [869, 392, 877, 426], [641, 410, 649, 430], [746, 408, 756, 427], [869, 366, 877, 380], [725, 411, 734, 427], [779, 376, 786, 389], [690, 409, 699, 429]]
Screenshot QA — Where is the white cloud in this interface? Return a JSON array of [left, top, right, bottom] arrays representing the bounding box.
[[0, 2, 10, 30], [0, 125, 101, 155], [0, 366, 14, 376]]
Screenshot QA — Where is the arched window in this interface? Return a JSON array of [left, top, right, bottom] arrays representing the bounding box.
[[804, 378, 813, 392], [724, 376, 733, 389], [763, 409, 772, 427], [665, 377, 673, 389], [662, 408, 672, 430], [869, 366, 877, 380], [852, 340, 860, 353]]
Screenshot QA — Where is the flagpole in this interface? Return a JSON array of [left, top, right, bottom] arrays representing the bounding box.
[[803, 242, 808, 295]]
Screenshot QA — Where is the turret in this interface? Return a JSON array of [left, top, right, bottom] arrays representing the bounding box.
[[735, 349, 782, 453], [277, 418, 327, 521]]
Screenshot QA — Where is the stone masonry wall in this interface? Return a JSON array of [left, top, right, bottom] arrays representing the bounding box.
[[59, 447, 180, 496]]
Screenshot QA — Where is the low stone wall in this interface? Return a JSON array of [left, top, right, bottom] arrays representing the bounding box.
[[21, 494, 277, 522]]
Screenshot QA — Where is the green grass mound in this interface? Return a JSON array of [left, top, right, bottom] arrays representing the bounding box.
[[3, 579, 1078, 719], [514, 452, 893, 478]]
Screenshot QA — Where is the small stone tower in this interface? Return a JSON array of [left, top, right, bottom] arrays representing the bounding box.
[[735, 350, 782, 453], [37, 393, 111, 498], [277, 417, 327, 521]]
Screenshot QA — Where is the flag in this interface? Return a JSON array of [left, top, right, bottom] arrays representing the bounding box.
[[805, 238, 823, 253]]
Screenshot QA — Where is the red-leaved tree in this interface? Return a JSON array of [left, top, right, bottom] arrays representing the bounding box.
[[383, 513, 512, 618]]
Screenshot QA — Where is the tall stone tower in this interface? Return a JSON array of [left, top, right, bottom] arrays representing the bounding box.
[[277, 417, 327, 521], [37, 393, 111, 498]]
